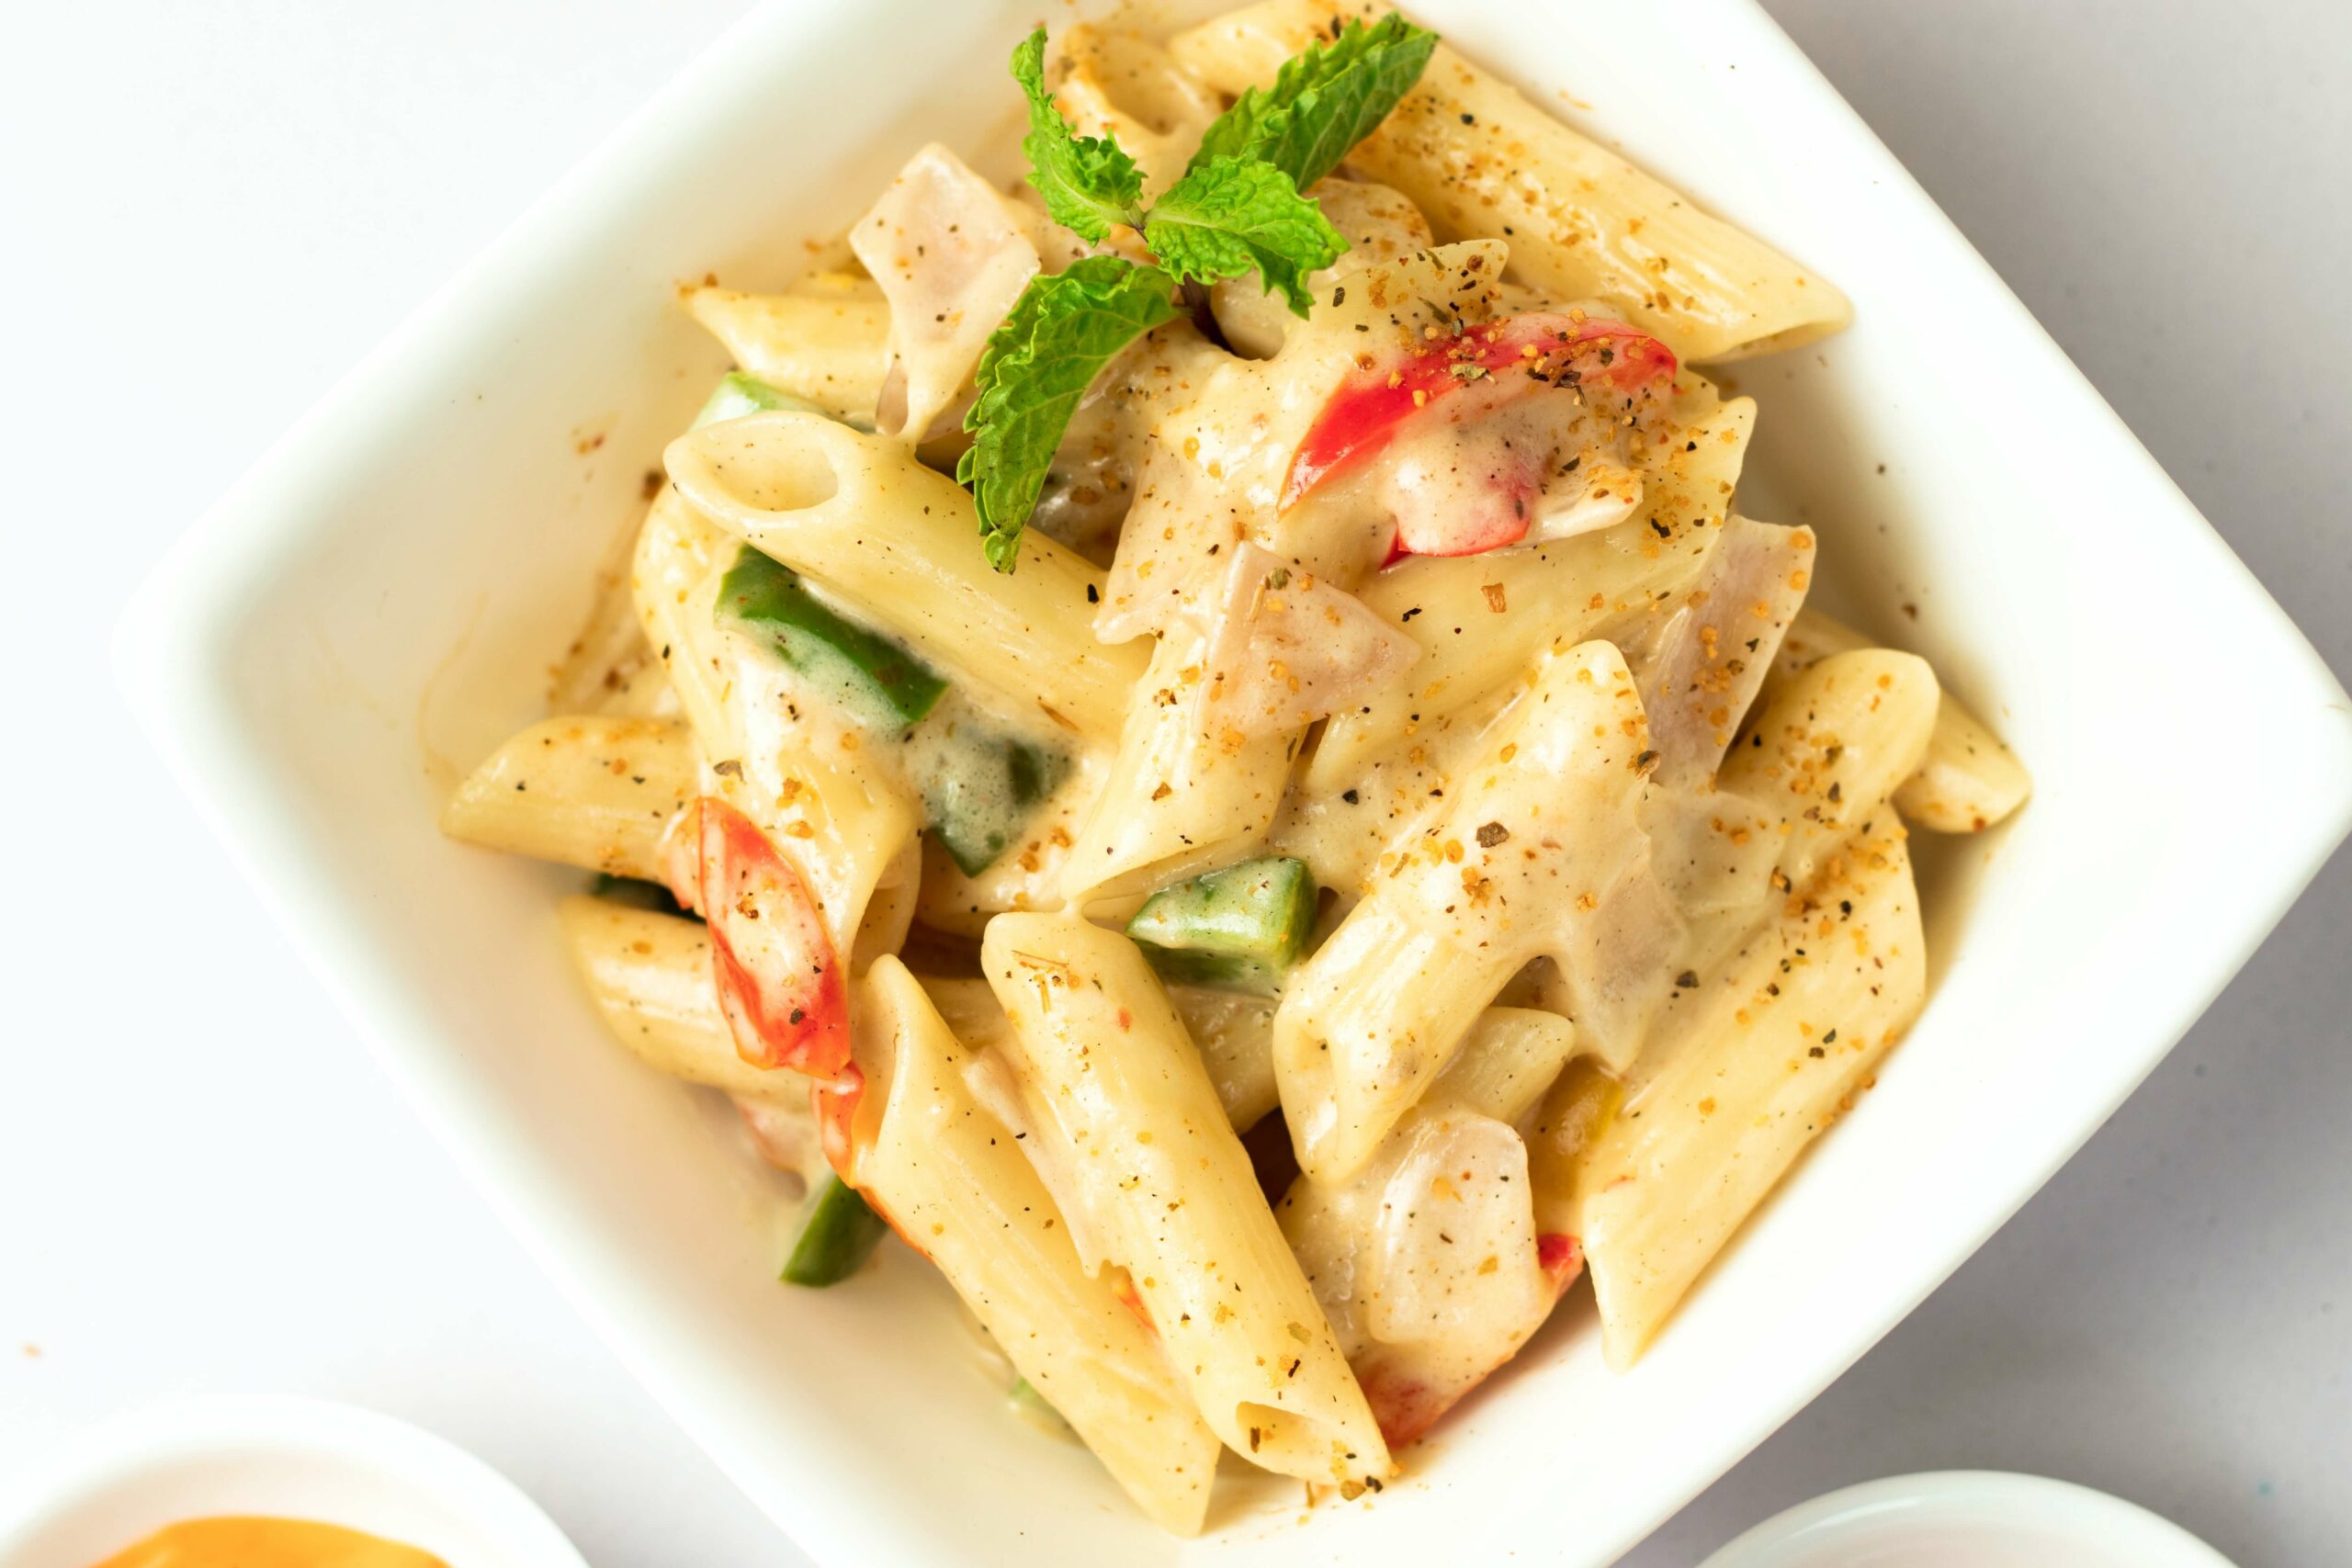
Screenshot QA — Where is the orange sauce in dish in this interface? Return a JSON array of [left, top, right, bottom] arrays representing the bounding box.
[[90, 1516, 447, 1568]]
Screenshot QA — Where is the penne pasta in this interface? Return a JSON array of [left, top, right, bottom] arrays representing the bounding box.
[[1059, 620, 1298, 904], [685, 275, 889, 421], [1276, 640, 1656, 1182], [1718, 647, 1939, 892], [1774, 609, 2030, 833], [1170, 0, 1850, 362], [848, 959, 1223, 1534], [1548, 828, 1928, 1368], [981, 913, 1391, 1486], [441, 714, 695, 881], [632, 481, 922, 960], [556, 896, 806, 1102], [919, 973, 1279, 1134], [664, 412, 1148, 746]]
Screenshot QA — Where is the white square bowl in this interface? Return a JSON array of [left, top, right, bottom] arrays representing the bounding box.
[[117, 1, 2352, 1563]]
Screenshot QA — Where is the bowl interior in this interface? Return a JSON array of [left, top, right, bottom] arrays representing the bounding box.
[[127, 1, 2352, 1564]]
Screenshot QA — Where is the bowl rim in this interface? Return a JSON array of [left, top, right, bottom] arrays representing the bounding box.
[[0, 1394, 590, 1567], [108, 0, 2352, 1564], [1696, 1470, 2241, 1567]]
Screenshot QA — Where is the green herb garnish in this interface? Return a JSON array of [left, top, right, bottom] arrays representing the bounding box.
[[961, 14, 1436, 571], [1184, 13, 1437, 193]]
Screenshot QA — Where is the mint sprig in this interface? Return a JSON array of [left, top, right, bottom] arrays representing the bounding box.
[[958, 258, 1181, 572], [1187, 13, 1438, 193], [1012, 29, 1146, 243], [1145, 156, 1347, 315], [964, 17, 1436, 571]]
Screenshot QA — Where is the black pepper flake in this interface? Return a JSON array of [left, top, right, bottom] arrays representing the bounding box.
[[1400, 606, 1422, 621], [1822, 1029, 1838, 1044], [1476, 821, 1509, 847], [713, 758, 743, 777], [1808, 1045, 1826, 1058], [1085, 582, 1099, 604], [1675, 970, 1699, 988], [1341, 789, 1361, 805], [1634, 749, 1660, 772], [1460, 111, 1476, 124], [1331, 285, 1346, 307]]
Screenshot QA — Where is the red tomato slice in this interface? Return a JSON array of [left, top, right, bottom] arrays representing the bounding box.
[[697, 795, 851, 1078], [1281, 312, 1678, 547]]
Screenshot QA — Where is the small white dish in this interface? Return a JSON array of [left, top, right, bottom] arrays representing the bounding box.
[[1699, 1471, 2239, 1568], [0, 1397, 587, 1568]]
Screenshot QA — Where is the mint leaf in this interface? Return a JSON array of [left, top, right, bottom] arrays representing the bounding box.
[[959, 257, 1178, 572], [1143, 156, 1346, 316], [1188, 14, 1438, 194], [1011, 28, 1146, 244]]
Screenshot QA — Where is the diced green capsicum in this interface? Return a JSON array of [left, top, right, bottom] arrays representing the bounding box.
[[923, 735, 1067, 877], [718, 546, 948, 731], [693, 370, 836, 429], [1125, 856, 1317, 995], [780, 1174, 890, 1286]]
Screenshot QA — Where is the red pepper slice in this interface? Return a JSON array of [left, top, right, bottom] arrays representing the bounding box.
[[697, 795, 851, 1079], [1281, 312, 1677, 552], [814, 1066, 865, 1178], [1536, 1231, 1583, 1283]]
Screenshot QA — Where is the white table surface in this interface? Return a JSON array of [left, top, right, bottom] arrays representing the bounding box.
[[3, 2, 2344, 1563]]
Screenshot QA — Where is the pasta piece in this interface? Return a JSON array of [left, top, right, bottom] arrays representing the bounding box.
[[1631, 369, 1755, 543], [1302, 516, 1713, 794], [632, 486, 922, 961], [1048, 23, 1223, 202], [981, 914, 1391, 1487], [851, 838, 922, 972], [1276, 640, 1655, 1181], [556, 896, 808, 1102], [1547, 829, 1928, 1368], [664, 412, 1147, 745], [1770, 610, 2031, 832], [1058, 620, 1298, 904], [685, 274, 889, 421], [1718, 648, 1939, 891], [1429, 1006, 1579, 1128], [846, 959, 1221, 1534], [1894, 698, 2032, 832], [918, 974, 1280, 1134], [1170, 0, 1851, 362], [441, 714, 695, 881], [850, 144, 1041, 442], [1210, 177, 1436, 359]]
